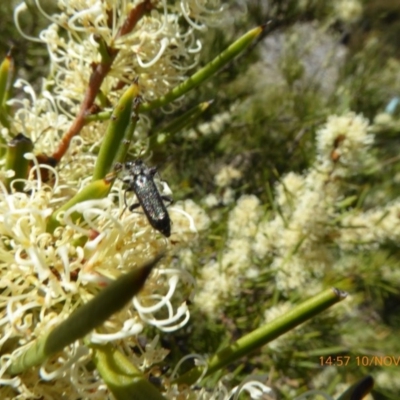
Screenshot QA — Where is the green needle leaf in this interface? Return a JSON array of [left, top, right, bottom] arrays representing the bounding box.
[[90, 343, 167, 400], [5, 133, 33, 191], [139, 26, 264, 112], [46, 176, 114, 232], [0, 53, 14, 133], [174, 288, 347, 385], [0, 54, 12, 106], [92, 82, 140, 181], [7, 253, 164, 375]]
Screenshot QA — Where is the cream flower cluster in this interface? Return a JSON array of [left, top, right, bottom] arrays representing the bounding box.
[[316, 112, 374, 175], [15, 0, 228, 114], [196, 112, 377, 315], [0, 153, 204, 397], [166, 354, 275, 400], [333, 0, 363, 24], [195, 195, 262, 314], [0, 0, 227, 397], [254, 112, 375, 294]]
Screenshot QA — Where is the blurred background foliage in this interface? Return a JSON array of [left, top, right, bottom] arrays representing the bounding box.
[[2, 0, 400, 398]]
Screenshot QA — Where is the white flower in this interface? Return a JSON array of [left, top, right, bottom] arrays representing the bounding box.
[[14, 0, 232, 110], [202, 193, 219, 208], [338, 199, 400, 249], [185, 108, 234, 139], [214, 165, 242, 187], [228, 194, 261, 238], [0, 158, 200, 397], [170, 199, 210, 239], [334, 0, 363, 24], [275, 172, 304, 213], [316, 112, 374, 175], [195, 195, 262, 314]]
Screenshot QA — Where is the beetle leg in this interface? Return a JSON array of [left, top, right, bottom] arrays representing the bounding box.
[[128, 202, 141, 212], [149, 166, 158, 176], [123, 185, 131, 209], [120, 186, 138, 217]]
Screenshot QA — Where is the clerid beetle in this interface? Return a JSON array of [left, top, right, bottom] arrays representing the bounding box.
[[117, 160, 172, 237]]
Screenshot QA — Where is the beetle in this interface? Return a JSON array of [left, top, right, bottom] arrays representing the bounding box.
[[117, 160, 172, 237]]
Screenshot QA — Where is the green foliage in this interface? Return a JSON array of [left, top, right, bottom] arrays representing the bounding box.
[[153, 1, 400, 398], [1, 0, 400, 398]]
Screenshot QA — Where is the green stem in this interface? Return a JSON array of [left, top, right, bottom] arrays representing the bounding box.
[[113, 107, 139, 165], [149, 100, 212, 151]]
